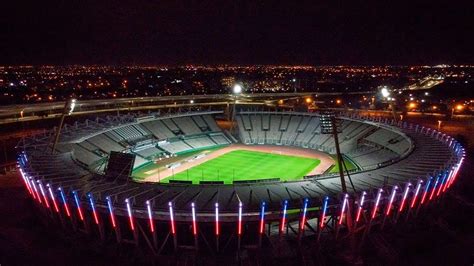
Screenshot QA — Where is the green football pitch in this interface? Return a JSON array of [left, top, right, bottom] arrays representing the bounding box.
[[159, 150, 321, 184]]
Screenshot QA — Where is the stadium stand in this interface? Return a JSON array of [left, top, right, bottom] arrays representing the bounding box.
[[183, 135, 218, 149], [210, 133, 232, 145], [141, 120, 176, 139], [162, 118, 181, 133], [49, 112, 232, 170], [86, 134, 125, 153], [133, 145, 162, 159], [113, 125, 146, 141], [172, 117, 202, 135], [237, 112, 412, 170]]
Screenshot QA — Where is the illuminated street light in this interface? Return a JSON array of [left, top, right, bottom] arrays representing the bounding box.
[[381, 87, 390, 98], [452, 104, 465, 116], [68, 99, 76, 115], [233, 84, 243, 94]]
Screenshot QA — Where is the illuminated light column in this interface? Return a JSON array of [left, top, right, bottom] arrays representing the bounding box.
[[338, 194, 349, 225], [448, 158, 464, 188], [191, 202, 197, 235], [442, 168, 454, 193], [58, 187, 71, 217], [355, 191, 367, 222], [410, 181, 423, 208], [453, 156, 465, 185], [259, 202, 266, 234], [47, 184, 60, 212], [320, 196, 329, 228], [300, 198, 309, 230], [106, 196, 116, 228], [371, 189, 383, 219], [385, 186, 398, 216], [238, 202, 243, 236], [88, 193, 99, 225], [451, 164, 459, 185], [30, 178, 42, 203], [38, 182, 50, 209], [429, 175, 440, 201], [215, 202, 219, 236], [22, 173, 33, 195], [399, 183, 411, 212], [27, 178, 37, 200], [72, 191, 84, 221], [280, 200, 288, 234], [146, 200, 155, 233], [125, 198, 135, 231], [436, 171, 448, 197], [18, 168, 33, 195], [420, 177, 432, 205], [168, 202, 176, 235]]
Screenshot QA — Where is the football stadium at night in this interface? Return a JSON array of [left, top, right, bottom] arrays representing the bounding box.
[[2, 1, 473, 264], [14, 92, 465, 261]]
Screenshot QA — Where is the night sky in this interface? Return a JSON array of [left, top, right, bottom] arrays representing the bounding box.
[[1, 0, 473, 65]]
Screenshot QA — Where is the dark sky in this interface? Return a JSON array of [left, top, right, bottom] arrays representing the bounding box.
[[1, 0, 473, 65]]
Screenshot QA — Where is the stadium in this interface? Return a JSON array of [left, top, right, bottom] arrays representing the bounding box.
[[16, 95, 465, 258]]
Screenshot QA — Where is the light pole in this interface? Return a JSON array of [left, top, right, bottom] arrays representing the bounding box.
[[51, 98, 76, 154], [319, 112, 355, 194], [380, 86, 397, 121], [230, 83, 243, 135], [320, 111, 355, 241]]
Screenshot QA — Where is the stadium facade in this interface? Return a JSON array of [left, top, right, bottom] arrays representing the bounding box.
[[17, 108, 464, 254]]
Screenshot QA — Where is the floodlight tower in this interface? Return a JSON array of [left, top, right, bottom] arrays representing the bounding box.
[[319, 112, 350, 193], [230, 83, 243, 135], [380, 86, 397, 121], [51, 98, 76, 154], [320, 111, 355, 241]]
